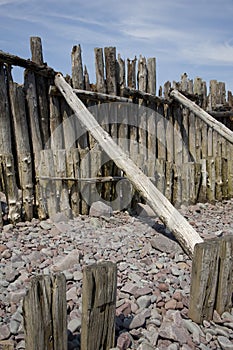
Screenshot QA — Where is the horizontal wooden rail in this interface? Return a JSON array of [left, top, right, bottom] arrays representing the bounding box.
[[49, 85, 132, 103], [170, 89, 233, 144], [209, 110, 233, 118], [37, 175, 125, 183], [0, 50, 55, 78], [122, 86, 169, 104]]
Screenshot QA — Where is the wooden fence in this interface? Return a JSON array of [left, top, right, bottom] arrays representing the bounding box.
[[0, 36, 233, 222]]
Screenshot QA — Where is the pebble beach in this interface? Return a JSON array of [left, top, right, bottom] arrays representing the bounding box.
[[0, 200, 233, 350]]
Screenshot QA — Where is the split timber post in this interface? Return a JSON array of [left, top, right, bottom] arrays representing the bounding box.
[[189, 236, 233, 323], [0, 207, 2, 228], [23, 273, 67, 350], [81, 261, 117, 350], [54, 73, 203, 258]]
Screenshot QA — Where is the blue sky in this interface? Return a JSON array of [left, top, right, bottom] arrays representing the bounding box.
[[0, 0, 233, 94]]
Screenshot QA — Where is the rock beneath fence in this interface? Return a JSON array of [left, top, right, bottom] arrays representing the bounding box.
[[89, 201, 113, 218], [150, 234, 183, 254]]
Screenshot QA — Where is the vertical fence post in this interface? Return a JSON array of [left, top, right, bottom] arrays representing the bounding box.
[[189, 236, 233, 323], [0, 202, 3, 228], [81, 261, 117, 350], [215, 236, 233, 314], [23, 273, 67, 350]]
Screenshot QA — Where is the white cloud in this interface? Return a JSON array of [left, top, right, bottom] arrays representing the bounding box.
[[181, 40, 233, 66], [0, 0, 28, 5], [0, 0, 16, 4]]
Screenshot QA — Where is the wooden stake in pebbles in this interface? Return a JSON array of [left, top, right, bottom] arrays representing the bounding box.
[[81, 262, 117, 350], [23, 273, 67, 350]]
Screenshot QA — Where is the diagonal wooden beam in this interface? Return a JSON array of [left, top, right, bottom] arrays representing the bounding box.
[[170, 89, 233, 144], [55, 72, 203, 258]]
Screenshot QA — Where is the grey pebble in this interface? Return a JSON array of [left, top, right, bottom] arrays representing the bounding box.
[[68, 318, 82, 333], [217, 335, 233, 350], [136, 295, 151, 309]]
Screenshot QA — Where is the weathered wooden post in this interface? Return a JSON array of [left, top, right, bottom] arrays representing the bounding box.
[[8, 81, 34, 221], [23, 273, 67, 350], [0, 202, 3, 228], [189, 236, 233, 323], [81, 261, 117, 350]]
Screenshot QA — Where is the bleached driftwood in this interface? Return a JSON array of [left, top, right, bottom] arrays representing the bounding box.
[[55, 73, 203, 258], [170, 89, 233, 144]]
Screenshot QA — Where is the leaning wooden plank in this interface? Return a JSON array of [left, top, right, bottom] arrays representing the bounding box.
[[55, 73, 203, 257], [81, 261, 117, 350], [170, 89, 233, 144]]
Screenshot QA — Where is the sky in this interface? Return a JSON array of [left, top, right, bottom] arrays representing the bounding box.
[[0, 0, 233, 94]]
